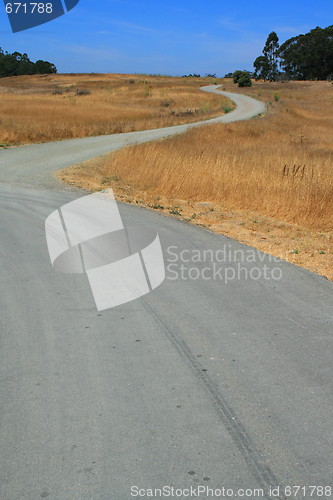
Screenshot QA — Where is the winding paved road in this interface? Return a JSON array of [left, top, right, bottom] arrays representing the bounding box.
[[0, 87, 332, 500], [0, 86, 264, 190]]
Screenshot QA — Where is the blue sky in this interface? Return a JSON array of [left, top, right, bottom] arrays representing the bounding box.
[[0, 0, 332, 75]]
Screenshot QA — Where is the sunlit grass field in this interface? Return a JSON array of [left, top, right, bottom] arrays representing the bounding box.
[[60, 79, 333, 279], [0, 73, 232, 144]]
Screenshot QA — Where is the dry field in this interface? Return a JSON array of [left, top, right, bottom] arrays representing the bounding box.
[[60, 79, 333, 279], [0, 73, 232, 145]]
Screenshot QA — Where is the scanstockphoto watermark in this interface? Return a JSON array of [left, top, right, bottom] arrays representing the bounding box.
[[131, 485, 332, 498], [45, 188, 282, 312], [131, 485, 266, 498], [166, 245, 283, 283], [45, 188, 165, 311]]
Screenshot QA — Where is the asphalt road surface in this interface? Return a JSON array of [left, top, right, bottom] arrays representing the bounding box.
[[0, 87, 332, 500]]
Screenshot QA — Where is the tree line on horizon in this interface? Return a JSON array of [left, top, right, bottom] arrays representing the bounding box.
[[1, 24, 332, 82], [227, 25, 333, 86], [0, 48, 57, 78]]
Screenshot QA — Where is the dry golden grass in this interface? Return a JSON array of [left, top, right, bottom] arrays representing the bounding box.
[[59, 80, 333, 279], [0, 73, 232, 144]]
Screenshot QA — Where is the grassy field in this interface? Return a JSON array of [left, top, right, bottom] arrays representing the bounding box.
[[59, 79, 333, 280], [0, 73, 232, 145]]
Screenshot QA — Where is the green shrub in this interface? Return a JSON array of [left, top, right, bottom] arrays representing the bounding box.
[[222, 104, 233, 113], [232, 70, 245, 84], [237, 74, 252, 87]]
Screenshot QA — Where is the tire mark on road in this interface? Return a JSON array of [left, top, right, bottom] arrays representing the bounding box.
[[142, 298, 282, 497]]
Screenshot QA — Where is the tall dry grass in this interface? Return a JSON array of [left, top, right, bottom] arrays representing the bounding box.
[[89, 81, 333, 231], [0, 73, 231, 144]]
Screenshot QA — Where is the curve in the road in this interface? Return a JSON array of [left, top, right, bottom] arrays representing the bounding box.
[[0, 84, 332, 500], [0, 85, 265, 189]]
